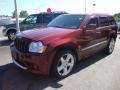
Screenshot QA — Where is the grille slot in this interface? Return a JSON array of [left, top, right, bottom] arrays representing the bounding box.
[[14, 37, 31, 53]]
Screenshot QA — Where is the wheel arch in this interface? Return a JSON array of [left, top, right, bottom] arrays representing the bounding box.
[[55, 45, 78, 61], [50, 44, 79, 77], [50, 43, 79, 75], [7, 28, 17, 35]]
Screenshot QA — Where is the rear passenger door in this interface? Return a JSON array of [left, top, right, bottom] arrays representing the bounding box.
[[96, 17, 110, 42], [108, 16, 117, 37]]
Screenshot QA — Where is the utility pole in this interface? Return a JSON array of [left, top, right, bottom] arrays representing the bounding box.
[[85, 0, 86, 13], [14, 0, 20, 32]]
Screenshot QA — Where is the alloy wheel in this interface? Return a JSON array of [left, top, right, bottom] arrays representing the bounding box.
[[9, 32, 16, 40], [57, 53, 75, 76]]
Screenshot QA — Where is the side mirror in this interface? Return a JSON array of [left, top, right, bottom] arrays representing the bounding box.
[[86, 24, 97, 30]]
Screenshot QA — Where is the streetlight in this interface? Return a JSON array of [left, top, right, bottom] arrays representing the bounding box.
[[14, 0, 20, 32], [93, 3, 96, 13]]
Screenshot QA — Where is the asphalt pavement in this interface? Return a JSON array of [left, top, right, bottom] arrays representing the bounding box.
[[0, 31, 120, 90]]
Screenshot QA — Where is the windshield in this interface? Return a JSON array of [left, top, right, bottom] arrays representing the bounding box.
[[48, 15, 85, 29]]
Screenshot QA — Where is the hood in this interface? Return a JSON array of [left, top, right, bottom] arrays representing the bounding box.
[[6, 23, 16, 28], [20, 27, 75, 44]]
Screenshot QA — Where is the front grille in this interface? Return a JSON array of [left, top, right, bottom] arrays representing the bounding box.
[[14, 37, 31, 53]]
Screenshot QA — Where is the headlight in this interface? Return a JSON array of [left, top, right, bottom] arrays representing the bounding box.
[[29, 41, 46, 53]]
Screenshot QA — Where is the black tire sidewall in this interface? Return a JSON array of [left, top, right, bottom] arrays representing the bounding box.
[[8, 31, 16, 40]]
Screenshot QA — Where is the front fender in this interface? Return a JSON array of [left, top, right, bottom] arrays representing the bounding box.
[[48, 38, 80, 59], [50, 38, 78, 49]]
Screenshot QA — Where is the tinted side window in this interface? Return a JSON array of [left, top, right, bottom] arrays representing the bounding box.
[[37, 14, 53, 23], [99, 17, 109, 27], [108, 16, 116, 25], [36, 15, 42, 23], [43, 14, 53, 23], [87, 18, 98, 27]]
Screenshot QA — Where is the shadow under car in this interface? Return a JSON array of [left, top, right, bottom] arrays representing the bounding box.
[[0, 50, 108, 90]]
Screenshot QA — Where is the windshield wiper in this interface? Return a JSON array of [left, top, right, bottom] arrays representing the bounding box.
[[48, 26, 64, 28]]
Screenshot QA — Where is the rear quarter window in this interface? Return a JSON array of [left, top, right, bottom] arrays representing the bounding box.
[[108, 16, 116, 25], [37, 14, 53, 23], [87, 17, 99, 27], [99, 17, 109, 27]]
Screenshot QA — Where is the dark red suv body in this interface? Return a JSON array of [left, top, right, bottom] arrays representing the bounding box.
[[11, 14, 117, 78]]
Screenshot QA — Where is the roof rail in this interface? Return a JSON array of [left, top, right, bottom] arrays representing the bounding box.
[[39, 11, 68, 14]]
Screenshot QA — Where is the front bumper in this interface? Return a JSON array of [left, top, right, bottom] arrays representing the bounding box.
[[11, 46, 55, 75], [13, 59, 27, 70]]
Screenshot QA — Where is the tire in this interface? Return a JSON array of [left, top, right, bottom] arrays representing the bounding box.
[[8, 31, 16, 41], [52, 50, 76, 78], [104, 38, 115, 54]]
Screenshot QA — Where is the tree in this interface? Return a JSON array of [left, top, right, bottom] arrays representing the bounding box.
[[114, 13, 120, 21], [19, 10, 28, 18]]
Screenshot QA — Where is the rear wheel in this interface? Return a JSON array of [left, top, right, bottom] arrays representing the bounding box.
[[52, 50, 76, 78], [8, 31, 16, 41], [105, 38, 115, 54]]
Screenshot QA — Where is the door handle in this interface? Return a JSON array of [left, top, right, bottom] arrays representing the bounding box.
[[108, 29, 112, 30]]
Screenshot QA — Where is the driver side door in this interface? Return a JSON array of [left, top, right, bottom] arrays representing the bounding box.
[[80, 17, 100, 58]]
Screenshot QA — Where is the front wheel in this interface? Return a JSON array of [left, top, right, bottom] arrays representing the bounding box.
[[52, 50, 76, 78], [105, 38, 115, 54], [8, 31, 16, 41]]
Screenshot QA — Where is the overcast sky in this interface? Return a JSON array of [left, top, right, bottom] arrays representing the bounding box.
[[0, 0, 120, 16]]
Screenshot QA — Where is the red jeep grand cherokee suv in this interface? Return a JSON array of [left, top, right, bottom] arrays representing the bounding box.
[[11, 14, 117, 78]]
